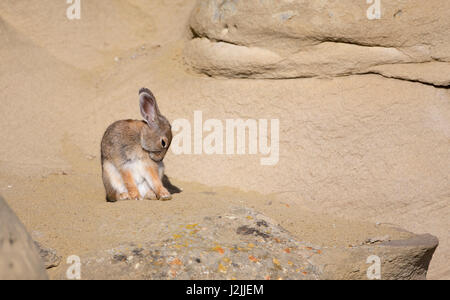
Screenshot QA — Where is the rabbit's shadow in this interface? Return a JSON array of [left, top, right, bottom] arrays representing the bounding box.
[[162, 175, 182, 194]]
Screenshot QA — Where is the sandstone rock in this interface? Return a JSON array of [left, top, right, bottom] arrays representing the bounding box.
[[185, 0, 450, 86], [56, 207, 438, 280], [0, 196, 48, 280], [312, 233, 439, 280]]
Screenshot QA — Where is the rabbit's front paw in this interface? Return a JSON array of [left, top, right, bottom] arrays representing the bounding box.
[[144, 190, 158, 201], [118, 193, 130, 201], [158, 188, 172, 201], [128, 190, 141, 201]]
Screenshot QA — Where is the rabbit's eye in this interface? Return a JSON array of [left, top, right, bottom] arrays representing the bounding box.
[[161, 137, 167, 148]]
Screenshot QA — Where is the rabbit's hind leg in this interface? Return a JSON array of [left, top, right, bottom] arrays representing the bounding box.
[[102, 161, 129, 202]]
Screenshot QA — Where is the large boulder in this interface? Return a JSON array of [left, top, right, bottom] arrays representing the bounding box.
[[185, 0, 450, 86], [0, 196, 48, 280]]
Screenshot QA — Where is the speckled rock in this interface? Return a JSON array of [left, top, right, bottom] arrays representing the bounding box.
[[58, 208, 321, 280]]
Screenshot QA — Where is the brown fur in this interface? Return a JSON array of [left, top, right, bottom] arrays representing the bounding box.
[[101, 88, 172, 202]]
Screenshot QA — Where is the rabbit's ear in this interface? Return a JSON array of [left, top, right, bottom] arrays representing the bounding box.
[[139, 89, 159, 124]]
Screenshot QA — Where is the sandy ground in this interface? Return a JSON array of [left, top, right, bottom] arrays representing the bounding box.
[[0, 0, 448, 279]]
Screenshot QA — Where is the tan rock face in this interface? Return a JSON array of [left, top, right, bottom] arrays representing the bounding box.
[[0, 196, 48, 280], [185, 0, 450, 86]]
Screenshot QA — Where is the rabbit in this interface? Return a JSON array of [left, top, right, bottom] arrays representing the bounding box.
[[101, 88, 173, 202]]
